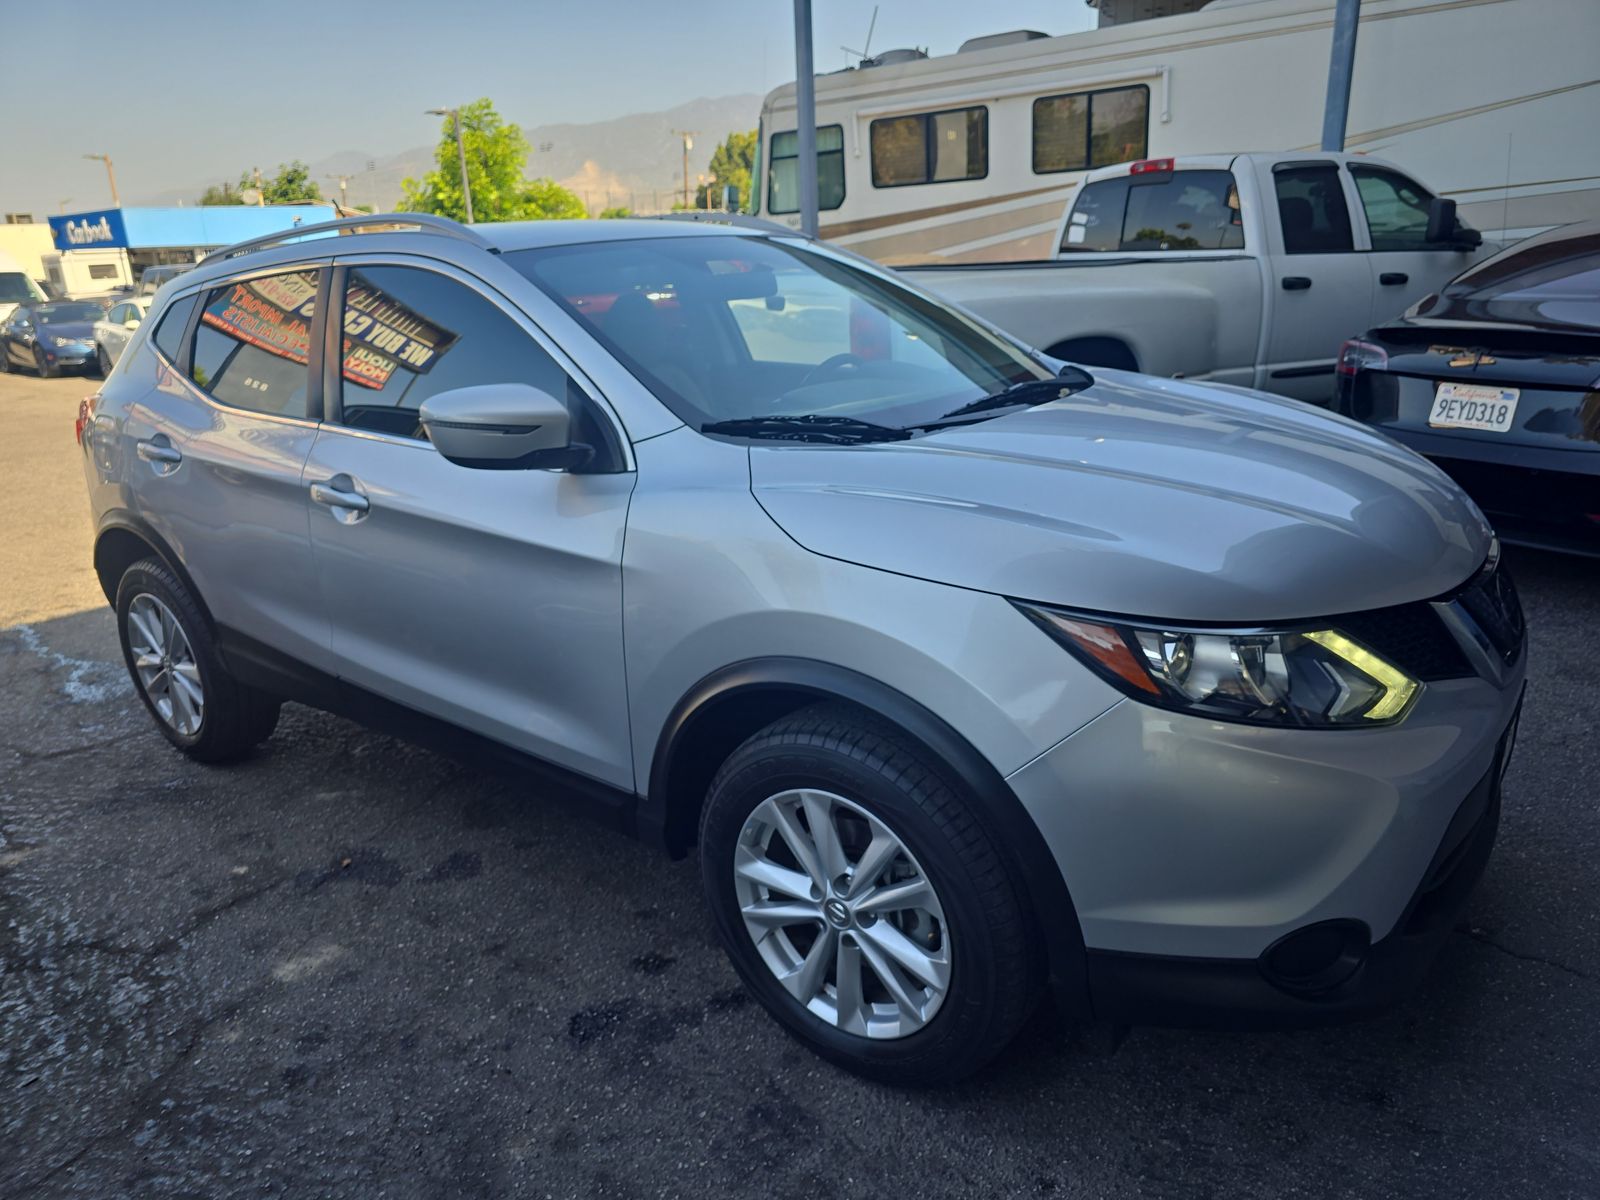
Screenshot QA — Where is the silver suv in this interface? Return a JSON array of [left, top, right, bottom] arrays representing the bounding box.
[[79, 214, 1525, 1084]]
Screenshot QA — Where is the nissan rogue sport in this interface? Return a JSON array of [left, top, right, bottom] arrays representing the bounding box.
[[78, 214, 1525, 1084]]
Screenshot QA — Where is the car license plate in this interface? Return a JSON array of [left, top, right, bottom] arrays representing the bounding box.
[[1429, 382, 1519, 432]]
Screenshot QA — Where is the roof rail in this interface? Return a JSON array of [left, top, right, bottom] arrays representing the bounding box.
[[651, 212, 801, 237], [196, 212, 495, 267]]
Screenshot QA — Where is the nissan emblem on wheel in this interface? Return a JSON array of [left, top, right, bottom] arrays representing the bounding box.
[[80, 212, 1526, 1084]]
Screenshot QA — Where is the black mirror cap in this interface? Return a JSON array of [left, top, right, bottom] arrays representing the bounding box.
[[1425, 197, 1482, 249], [437, 442, 595, 472], [1056, 363, 1095, 391]]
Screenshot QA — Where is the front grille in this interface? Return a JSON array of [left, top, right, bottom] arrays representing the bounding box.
[[1454, 557, 1526, 667], [1333, 600, 1473, 682]]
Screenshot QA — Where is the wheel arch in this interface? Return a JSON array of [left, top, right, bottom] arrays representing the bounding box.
[[645, 656, 1091, 1017], [1044, 335, 1140, 372], [93, 514, 214, 630]]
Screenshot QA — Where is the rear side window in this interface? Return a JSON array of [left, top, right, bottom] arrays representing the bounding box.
[[871, 107, 988, 187], [152, 293, 197, 362], [1061, 171, 1243, 252], [1273, 163, 1354, 254], [190, 269, 320, 419]]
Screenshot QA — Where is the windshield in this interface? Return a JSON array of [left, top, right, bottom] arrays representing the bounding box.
[[35, 302, 104, 324], [0, 272, 46, 305], [509, 236, 1046, 434]]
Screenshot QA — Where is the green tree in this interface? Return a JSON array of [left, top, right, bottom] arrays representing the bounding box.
[[695, 129, 757, 210], [598, 205, 632, 220], [251, 162, 323, 204], [398, 98, 584, 222], [197, 181, 244, 206]]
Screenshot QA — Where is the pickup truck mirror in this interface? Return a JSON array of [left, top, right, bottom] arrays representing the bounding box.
[[418, 383, 593, 471], [1425, 198, 1482, 249]]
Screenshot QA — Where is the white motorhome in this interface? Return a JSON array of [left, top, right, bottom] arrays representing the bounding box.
[[753, 0, 1599, 264]]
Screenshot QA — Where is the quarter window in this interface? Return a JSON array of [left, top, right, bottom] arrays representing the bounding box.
[[1033, 85, 1150, 174], [768, 126, 845, 214], [870, 107, 988, 188], [1350, 165, 1439, 251], [190, 269, 321, 419], [152, 293, 197, 362], [1273, 163, 1355, 254]]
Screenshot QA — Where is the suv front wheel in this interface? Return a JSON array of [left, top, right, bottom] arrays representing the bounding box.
[[699, 703, 1041, 1085], [115, 558, 281, 762]]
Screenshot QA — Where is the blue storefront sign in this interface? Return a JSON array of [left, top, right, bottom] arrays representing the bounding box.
[[49, 208, 129, 250]]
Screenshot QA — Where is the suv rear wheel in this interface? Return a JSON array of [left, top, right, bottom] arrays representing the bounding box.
[[115, 558, 281, 762], [699, 703, 1041, 1085]]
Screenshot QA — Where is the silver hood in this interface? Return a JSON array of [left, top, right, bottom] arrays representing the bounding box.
[[750, 372, 1492, 622]]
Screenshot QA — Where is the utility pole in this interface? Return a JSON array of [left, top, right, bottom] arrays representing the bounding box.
[[325, 174, 350, 211], [82, 154, 120, 207], [1320, 0, 1360, 151], [672, 131, 698, 209], [793, 0, 818, 236], [426, 107, 474, 223]]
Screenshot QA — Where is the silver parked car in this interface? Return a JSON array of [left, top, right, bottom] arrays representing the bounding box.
[[79, 214, 1525, 1084]]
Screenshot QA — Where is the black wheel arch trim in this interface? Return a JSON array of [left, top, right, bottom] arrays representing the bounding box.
[[647, 655, 1092, 1018], [93, 510, 215, 629]]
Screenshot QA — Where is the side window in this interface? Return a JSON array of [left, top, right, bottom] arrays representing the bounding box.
[[870, 107, 988, 188], [767, 126, 845, 215], [1060, 171, 1242, 252], [152, 293, 198, 362], [1350, 165, 1438, 251], [1273, 164, 1354, 254], [335, 265, 589, 448], [105, 304, 125, 324], [1033, 85, 1150, 174], [190, 269, 320, 418]]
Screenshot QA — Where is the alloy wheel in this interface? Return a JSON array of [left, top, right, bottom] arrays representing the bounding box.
[[733, 788, 952, 1039], [126, 593, 204, 736]]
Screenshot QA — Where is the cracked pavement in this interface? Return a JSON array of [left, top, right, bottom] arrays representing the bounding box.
[[2, 373, 1598, 1198]]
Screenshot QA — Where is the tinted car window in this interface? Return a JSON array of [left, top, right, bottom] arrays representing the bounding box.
[[1274, 164, 1354, 254], [1350, 165, 1447, 251], [153, 293, 198, 362], [768, 126, 845, 214], [334, 265, 577, 443], [1062, 171, 1243, 252], [36, 302, 104, 323], [190, 269, 320, 419]]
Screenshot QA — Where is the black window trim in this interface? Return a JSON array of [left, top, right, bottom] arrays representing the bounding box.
[[318, 253, 632, 472], [1031, 84, 1151, 176], [868, 105, 990, 190], [766, 123, 846, 215], [181, 262, 331, 426]]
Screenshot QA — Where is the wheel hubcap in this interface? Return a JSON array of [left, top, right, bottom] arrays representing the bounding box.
[[733, 788, 951, 1039], [126, 594, 204, 736]]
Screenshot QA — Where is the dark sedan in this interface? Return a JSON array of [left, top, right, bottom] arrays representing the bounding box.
[[0, 301, 106, 377], [1334, 221, 1600, 555]]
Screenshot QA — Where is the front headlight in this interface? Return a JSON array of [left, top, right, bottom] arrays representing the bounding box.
[[1016, 603, 1420, 727], [51, 335, 77, 347]]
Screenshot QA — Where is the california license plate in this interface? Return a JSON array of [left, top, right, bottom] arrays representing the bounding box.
[[1429, 382, 1519, 432]]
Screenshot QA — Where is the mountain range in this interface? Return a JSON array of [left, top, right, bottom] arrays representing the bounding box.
[[135, 93, 765, 215]]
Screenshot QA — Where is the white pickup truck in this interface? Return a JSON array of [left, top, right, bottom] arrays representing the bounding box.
[[901, 152, 1492, 403]]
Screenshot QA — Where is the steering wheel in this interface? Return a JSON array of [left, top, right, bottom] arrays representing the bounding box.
[[797, 352, 866, 389]]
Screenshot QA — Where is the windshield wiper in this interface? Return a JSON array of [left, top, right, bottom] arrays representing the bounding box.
[[927, 366, 1096, 425], [699, 414, 913, 444]]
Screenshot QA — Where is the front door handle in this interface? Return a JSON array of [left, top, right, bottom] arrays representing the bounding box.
[[136, 438, 181, 465], [1379, 271, 1409, 286], [1281, 276, 1313, 291], [310, 479, 370, 514]]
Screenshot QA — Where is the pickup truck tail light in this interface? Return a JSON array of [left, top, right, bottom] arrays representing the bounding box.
[[76, 393, 98, 446], [1130, 158, 1175, 175], [1336, 339, 1388, 377]]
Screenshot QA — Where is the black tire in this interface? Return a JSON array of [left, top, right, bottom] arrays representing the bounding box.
[[114, 558, 281, 762], [699, 702, 1042, 1085], [95, 344, 111, 378], [0, 345, 9, 373], [33, 347, 56, 378]]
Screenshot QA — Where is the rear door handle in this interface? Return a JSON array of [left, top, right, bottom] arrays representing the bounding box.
[[1379, 271, 1409, 286], [135, 438, 181, 464], [1281, 276, 1313, 291], [310, 479, 370, 513]]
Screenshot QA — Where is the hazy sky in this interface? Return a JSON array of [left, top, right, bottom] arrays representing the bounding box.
[[0, 0, 1093, 217]]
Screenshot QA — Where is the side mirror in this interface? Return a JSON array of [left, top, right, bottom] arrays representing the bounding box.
[[1425, 197, 1482, 249], [418, 383, 592, 471], [125, 316, 141, 330]]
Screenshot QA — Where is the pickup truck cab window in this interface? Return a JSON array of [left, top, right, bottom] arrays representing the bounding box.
[[1273, 163, 1354, 254], [1060, 170, 1243, 252], [1350, 164, 1453, 251]]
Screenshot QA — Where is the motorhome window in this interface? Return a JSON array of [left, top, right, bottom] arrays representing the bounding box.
[[870, 107, 988, 188], [1034, 85, 1150, 174], [1349, 165, 1441, 251], [768, 126, 845, 214], [88, 263, 120, 280], [1273, 164, 1354, 254], [1060, 171, 1242, 252]]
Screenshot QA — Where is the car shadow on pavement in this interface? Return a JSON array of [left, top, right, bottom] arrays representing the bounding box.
[[3, 564, 1597, 1198]]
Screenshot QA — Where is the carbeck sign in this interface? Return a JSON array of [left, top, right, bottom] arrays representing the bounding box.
[[47, 209, 128, 251]]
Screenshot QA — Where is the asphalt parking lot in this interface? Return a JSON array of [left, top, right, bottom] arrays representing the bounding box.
[[2, 370, 1597, 1199]]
